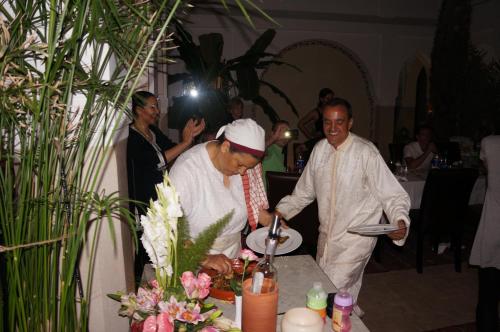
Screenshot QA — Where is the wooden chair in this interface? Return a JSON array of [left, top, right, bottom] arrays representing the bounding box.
[[415, 168, 478, 273], [266, 171, 319, 257], [388, 143, 405, 163]]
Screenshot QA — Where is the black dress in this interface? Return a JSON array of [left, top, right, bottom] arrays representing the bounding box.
[[126, 124, 175, 281], [127, 125, 175, 216]]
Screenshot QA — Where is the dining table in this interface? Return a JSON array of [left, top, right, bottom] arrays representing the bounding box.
[[398, 171, 486, 209], [210, 254, 370, 332]]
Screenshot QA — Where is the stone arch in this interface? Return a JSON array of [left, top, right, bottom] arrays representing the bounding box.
[[257, 39, 377, 141]]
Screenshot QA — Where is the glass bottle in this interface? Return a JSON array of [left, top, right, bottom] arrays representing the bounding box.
[[251, 215, 279, 293]]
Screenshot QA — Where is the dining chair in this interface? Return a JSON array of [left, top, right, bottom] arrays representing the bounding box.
[[266, 171, 319, 257], [388, 143, 405, 163], [415, 168, 479, 273]]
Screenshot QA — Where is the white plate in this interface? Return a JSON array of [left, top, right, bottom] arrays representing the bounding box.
[[347, 224, 400, 236], [246, 227, 302, 255]]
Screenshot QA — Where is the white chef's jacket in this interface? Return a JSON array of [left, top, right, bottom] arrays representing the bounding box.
[[169, 143, 247, 259], [277, 133, 411, 301]]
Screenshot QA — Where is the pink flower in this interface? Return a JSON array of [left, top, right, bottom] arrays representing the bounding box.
[[142, 312, 174, 332], [136, 287, 158, 313], [158, 296, 186, 320], [239, 249, 258, 261], [180, 271, 212, 300], [177, 302, 204, 324], [200, 326, 219, 332], [197, 273, 211, 299]]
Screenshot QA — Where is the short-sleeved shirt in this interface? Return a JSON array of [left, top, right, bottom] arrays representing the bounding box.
[[403, 141, 434, 170], [262, 144, 286, 188], [127, 125, 175, 216]]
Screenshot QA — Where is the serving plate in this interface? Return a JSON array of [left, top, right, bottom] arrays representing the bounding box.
[[246, 227, 302, 255], [347, 224, 400, 236]]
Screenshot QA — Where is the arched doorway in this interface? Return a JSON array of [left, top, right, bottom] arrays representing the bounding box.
[[393, 53, 431, 143], [256, 39, 376, 143]]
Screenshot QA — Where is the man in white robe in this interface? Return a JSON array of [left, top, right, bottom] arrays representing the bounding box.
[[276, 98, 410, 305]]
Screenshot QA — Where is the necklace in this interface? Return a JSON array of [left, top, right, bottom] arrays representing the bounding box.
[[133, 124, 153, 142]]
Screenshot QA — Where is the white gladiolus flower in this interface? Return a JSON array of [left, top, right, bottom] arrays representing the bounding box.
[[140, 174, 183, 289]]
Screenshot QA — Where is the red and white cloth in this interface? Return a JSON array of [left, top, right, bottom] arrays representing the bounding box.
[[242, 163, 269, 231]]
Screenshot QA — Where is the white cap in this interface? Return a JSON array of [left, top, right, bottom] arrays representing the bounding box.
[[216, 119, 265, 158]]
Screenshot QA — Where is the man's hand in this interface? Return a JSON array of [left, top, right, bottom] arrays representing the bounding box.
[[387, 220, 407, 241], [201, 254, 232, 274], [427, 142, 438, 154]]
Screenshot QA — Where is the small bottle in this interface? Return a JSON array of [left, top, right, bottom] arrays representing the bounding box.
[[332, 289, 353, 332], [431, 154, 440, 169], [296, 152, 305, 173], [306, 282, 327, 322], [252, 215, 279, 293]]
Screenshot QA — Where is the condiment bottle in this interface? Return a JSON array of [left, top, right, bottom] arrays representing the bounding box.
[[306, 282, 327, 321], [332, 289, 353, 332]]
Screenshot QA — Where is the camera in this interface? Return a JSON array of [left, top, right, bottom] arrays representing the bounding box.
[[284, 129, 299, 140]]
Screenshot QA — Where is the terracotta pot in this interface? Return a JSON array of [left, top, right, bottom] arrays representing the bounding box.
[[242, 278, 278, 332]]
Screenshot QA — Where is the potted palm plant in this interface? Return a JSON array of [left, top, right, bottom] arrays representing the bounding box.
[[168, 23, 299, 131]]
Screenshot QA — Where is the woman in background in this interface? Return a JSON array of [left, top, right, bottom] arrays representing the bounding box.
[[127, 90, 205, 280]]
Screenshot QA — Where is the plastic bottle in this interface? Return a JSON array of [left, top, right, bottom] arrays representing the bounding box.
[[431, 154, 440, 169], [306, 282, 327, 321], [296, 152, 305, 173], [332, 289, 353, 332]]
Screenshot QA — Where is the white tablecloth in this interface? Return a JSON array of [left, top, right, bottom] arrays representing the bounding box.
[[400, 173, 486, 209], [210, 255, 369, 332]]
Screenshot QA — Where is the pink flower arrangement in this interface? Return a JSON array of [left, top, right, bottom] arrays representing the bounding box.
[[119, 276, 238, 332]]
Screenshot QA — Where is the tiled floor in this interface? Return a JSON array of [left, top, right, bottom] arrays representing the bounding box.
[[357, 206, 489, 332]]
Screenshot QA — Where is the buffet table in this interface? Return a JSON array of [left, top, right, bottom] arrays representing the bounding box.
[[400, 173, 486, 209], [211, 255, 369, 332]]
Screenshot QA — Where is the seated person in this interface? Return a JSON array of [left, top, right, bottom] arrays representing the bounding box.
[[262, 120, 292, 187], [404, 125, 438, 170], [169, 119, 273, 274]]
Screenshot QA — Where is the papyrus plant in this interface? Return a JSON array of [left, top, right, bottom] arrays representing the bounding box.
[[0, 1, 273, 330]]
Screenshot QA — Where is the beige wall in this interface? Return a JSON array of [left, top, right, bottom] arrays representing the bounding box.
[[256, 41, 374, 142], [79, 142, 135, 331]]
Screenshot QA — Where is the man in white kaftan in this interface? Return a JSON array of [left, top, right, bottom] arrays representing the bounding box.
[[276, 98, 411, 302]]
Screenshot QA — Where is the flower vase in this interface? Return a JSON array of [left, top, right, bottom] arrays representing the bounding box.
[[234, 295, 242, 329]]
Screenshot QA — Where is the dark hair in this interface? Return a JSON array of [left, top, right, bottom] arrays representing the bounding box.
[[318, 88, 334, 99], [216, 134, 262, 160], [272, 120, 289, 132], [132, 91, 155, 116], [227, 97, 243, 111], [416, 125, 433, 136], [323, 97, 353, 119]]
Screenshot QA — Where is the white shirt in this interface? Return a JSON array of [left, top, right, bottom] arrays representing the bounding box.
[[169, 143, 247, 258], [403, 141, 434, 170], [470, 135, 500, 269], [276, 133, 410, 301]]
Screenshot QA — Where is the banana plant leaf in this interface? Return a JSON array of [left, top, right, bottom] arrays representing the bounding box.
[[169, 25, 299, 126], [168, 89, 229, 131]]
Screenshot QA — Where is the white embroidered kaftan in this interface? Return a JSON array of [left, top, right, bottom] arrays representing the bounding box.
[[169, 143, 247, 259], [276, 133, 411, 301]]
